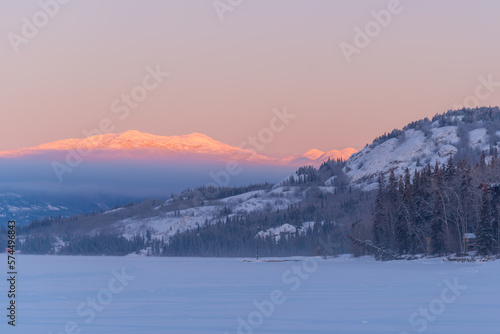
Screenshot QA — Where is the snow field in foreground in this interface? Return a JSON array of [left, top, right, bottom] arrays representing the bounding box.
[[0, 255, 498, 334]]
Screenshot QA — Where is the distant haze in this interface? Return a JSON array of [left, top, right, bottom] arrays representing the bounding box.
[[0, 157, 295, 199], [0, 129, 355, 198]]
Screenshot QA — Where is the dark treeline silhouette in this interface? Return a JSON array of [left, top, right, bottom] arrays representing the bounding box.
[[373, 153, 500, 257], [164, 211, 348, 257], [175, 183, 273, 201], [59, 234, 145, 256], [20, 234, 53, 254]]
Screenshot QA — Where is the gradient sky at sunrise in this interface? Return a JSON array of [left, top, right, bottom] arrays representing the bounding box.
[[2, 0, 500, 156]]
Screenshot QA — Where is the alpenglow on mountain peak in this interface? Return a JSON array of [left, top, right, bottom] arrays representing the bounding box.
[[0, 130, 260, 158], [0, 130, 357, 165]]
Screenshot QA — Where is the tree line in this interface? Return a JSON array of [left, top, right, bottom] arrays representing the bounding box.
[[373, 152, 500, 257]]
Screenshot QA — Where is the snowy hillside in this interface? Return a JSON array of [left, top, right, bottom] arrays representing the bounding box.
[[340, 108, 500, 190], [62, 185, 307, 243], [282, 147, 356, 166], [256, 221, 320, 240]]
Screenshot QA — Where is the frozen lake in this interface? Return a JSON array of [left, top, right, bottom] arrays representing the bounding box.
[[0, 254, 498, 333]]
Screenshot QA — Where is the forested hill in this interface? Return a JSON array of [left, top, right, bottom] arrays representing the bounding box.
[[345, 106, 500, 190], [373, 154, 499, 258]]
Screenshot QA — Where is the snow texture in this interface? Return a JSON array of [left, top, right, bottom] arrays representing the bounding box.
[[341, 126, 495, 190], [2, 254, 498, 334], [96, 187, 303, 241]]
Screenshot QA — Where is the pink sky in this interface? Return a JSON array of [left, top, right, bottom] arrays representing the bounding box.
[[1, 0, 500, 156]]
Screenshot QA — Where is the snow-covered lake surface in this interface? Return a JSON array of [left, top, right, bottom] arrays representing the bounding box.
[[0, 255, 498, 333]]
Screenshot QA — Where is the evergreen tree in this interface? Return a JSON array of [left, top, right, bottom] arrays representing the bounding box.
[[395, 175, 410, 254], [386, 170, 398, 249], [490, 184, 500, 254], [431, 166, 446, 255], [477, 184, 495, 256], [373, 174, 387, 248]]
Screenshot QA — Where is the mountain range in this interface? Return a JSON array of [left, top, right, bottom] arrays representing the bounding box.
[[0, 130, 355, 225], [0, 130, 356, 166], [11, 107, 500, 256]]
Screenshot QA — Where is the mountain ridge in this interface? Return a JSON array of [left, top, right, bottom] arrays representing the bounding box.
[[0, 130, 357, 165], [12, 107, 500, 257], [342, 106, 500, 190]]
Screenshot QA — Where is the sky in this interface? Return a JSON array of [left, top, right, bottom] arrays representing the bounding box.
[[1, 0, 500, 157]]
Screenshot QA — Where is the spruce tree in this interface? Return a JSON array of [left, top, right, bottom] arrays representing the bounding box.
[[491, 185, 500, 254], [477, 184, 495, 256], [373, 174, 387, 248], [431, 165, 446, 255], [386, 169, 398, 250], [395, 175, 409, 254]]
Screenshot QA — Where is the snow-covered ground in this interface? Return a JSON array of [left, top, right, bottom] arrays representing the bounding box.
[[256, 221, 319, 240], [1, 255, 498, 333], [97, 186, 304, 241], [110, 205, 221, 240], [343, 124, 496, 190]]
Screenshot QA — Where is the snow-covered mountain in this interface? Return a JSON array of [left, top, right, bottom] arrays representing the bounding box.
[[0, 130, 273, 162], [320, 148, 358, 162], [0, 131, 355, 225], [282, 147, 356, 166], [341, 108, 500, 190], [0, 130, 356, 166]]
